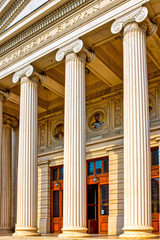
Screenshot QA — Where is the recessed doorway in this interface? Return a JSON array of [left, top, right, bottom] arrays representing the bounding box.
[[87, 158, 109, 234]]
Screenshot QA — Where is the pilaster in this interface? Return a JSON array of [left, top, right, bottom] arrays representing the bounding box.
[[107, 146, 124, 235], [0, 92, 11, 234], [0, 118, 12, 234], [11, 122, 19, 231]]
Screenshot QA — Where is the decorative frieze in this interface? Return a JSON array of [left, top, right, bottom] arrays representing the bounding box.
[[114, 99, 122, 128], [38, 82, 160, 154], [0, 0, 127, 68]]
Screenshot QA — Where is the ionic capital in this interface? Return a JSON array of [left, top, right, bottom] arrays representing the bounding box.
[[13, 65, 46, 85], [0, 89, 9, 102], [111, 7, 157, 36], [56, 39, 95, 63], [3, 117, 13, 127]]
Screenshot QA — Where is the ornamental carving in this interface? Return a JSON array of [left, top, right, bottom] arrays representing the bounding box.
[[53, 123, 64, 140], [88, 111, 105, 130], [40, 124, 45, 147], [114, 100, 122, 128], [149, 93, 156, 117]]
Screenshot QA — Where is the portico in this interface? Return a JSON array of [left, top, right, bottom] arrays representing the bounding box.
[[0, 0, 160, 239]]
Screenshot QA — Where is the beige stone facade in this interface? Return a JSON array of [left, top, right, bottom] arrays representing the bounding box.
[[1, 0, 160, 238]]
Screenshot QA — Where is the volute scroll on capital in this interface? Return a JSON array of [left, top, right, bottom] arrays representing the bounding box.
[[12, 65, 46, 85], [111, 7, 157, 36], [55, 39, 95, 63]]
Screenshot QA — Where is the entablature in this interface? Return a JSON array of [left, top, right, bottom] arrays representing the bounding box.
[[0, 0, 148, 79]]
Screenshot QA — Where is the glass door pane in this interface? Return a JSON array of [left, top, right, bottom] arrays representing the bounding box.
[[100, 184, 109, 216], [53, 190, 59, 217]]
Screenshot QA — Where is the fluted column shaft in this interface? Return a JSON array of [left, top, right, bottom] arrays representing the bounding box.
[[14, 76, 39, 236], [121, 22, 155, 238], [0, 122, 12, 233], [63, 52, 87, 235], [123, 22, 150, 229], [11, 126, 19, 230], [111, 7, 157, 238], [56, 39, 94, 238]]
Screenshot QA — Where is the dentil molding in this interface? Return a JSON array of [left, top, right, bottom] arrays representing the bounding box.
[[111, 6, 157, 36], [56, 39, 95, 62], [1, 0, 31, 33], [12, 65, 45, 84], [0, 0, 93, 56]]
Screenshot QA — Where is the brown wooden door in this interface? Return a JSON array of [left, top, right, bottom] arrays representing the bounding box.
[[87, 184, 98, 234], [87, 158, 109, 234], [98, 184, 109, 234], [50, 166, 63, 233], [151, 147, 159, 232]]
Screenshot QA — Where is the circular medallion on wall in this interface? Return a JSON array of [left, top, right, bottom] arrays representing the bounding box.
[[53, 123, 64, 140], [88, 111, 105, 130]]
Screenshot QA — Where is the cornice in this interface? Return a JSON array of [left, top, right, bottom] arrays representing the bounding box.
[[0, 0, 93, 56], [1, 0, 31, 33]]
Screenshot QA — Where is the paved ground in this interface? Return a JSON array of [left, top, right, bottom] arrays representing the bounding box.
[[0, 234, 160, 240]]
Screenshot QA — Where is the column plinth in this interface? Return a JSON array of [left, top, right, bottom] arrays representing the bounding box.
[[56, 40, 94, 238], [12, 66, 44, 237], [111, 7, 157, 239]]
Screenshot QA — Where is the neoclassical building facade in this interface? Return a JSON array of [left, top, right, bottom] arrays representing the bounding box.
[[0, 0, 160, 239]]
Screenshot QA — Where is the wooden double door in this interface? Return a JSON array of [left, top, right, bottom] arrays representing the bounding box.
[[50, 158, 109, 234], [151, 147, 159, 232], [87, 158, 109, 234], [50, 166, 63, 233], [87, 183, 109, 234]]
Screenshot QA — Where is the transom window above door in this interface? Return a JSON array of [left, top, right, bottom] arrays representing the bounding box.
[[88, 158, 109, 176], [151, 147, 159, 166], [52, 167, 63, 181]]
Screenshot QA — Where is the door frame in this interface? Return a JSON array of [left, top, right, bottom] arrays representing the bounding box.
[[86, 157, 109, 234], [50, 166, 63, 233], [151, 147, 159, 233]]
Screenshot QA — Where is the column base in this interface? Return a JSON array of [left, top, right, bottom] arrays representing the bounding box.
[[0, 227, 12, 235], [120, 226, 157, 239], [59, 227, 89, 238], [13, 227, 40, 237]]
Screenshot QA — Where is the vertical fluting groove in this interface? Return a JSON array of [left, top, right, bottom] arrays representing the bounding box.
[[16, 77, 38, 233], [63, 52, 86, 232], [123, 22, 151, 230]]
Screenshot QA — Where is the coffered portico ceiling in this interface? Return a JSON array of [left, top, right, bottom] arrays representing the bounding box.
[[0, 0, 160, 119], [0, 0, 148, 77]]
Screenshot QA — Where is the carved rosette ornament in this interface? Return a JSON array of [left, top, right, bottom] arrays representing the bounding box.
[[111, 6, 157, 240]]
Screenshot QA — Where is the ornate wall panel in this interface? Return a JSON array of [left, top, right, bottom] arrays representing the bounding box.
[[38, 83, 160, 154]]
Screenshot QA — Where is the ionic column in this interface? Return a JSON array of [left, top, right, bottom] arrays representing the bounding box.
[[0, 118, 12, 234], [11, 122, 19, 231], [56, 40, 94, 238], [111, 7, 157, 239], [12, 65, 45, 236], [0, 92, 11, 234]]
